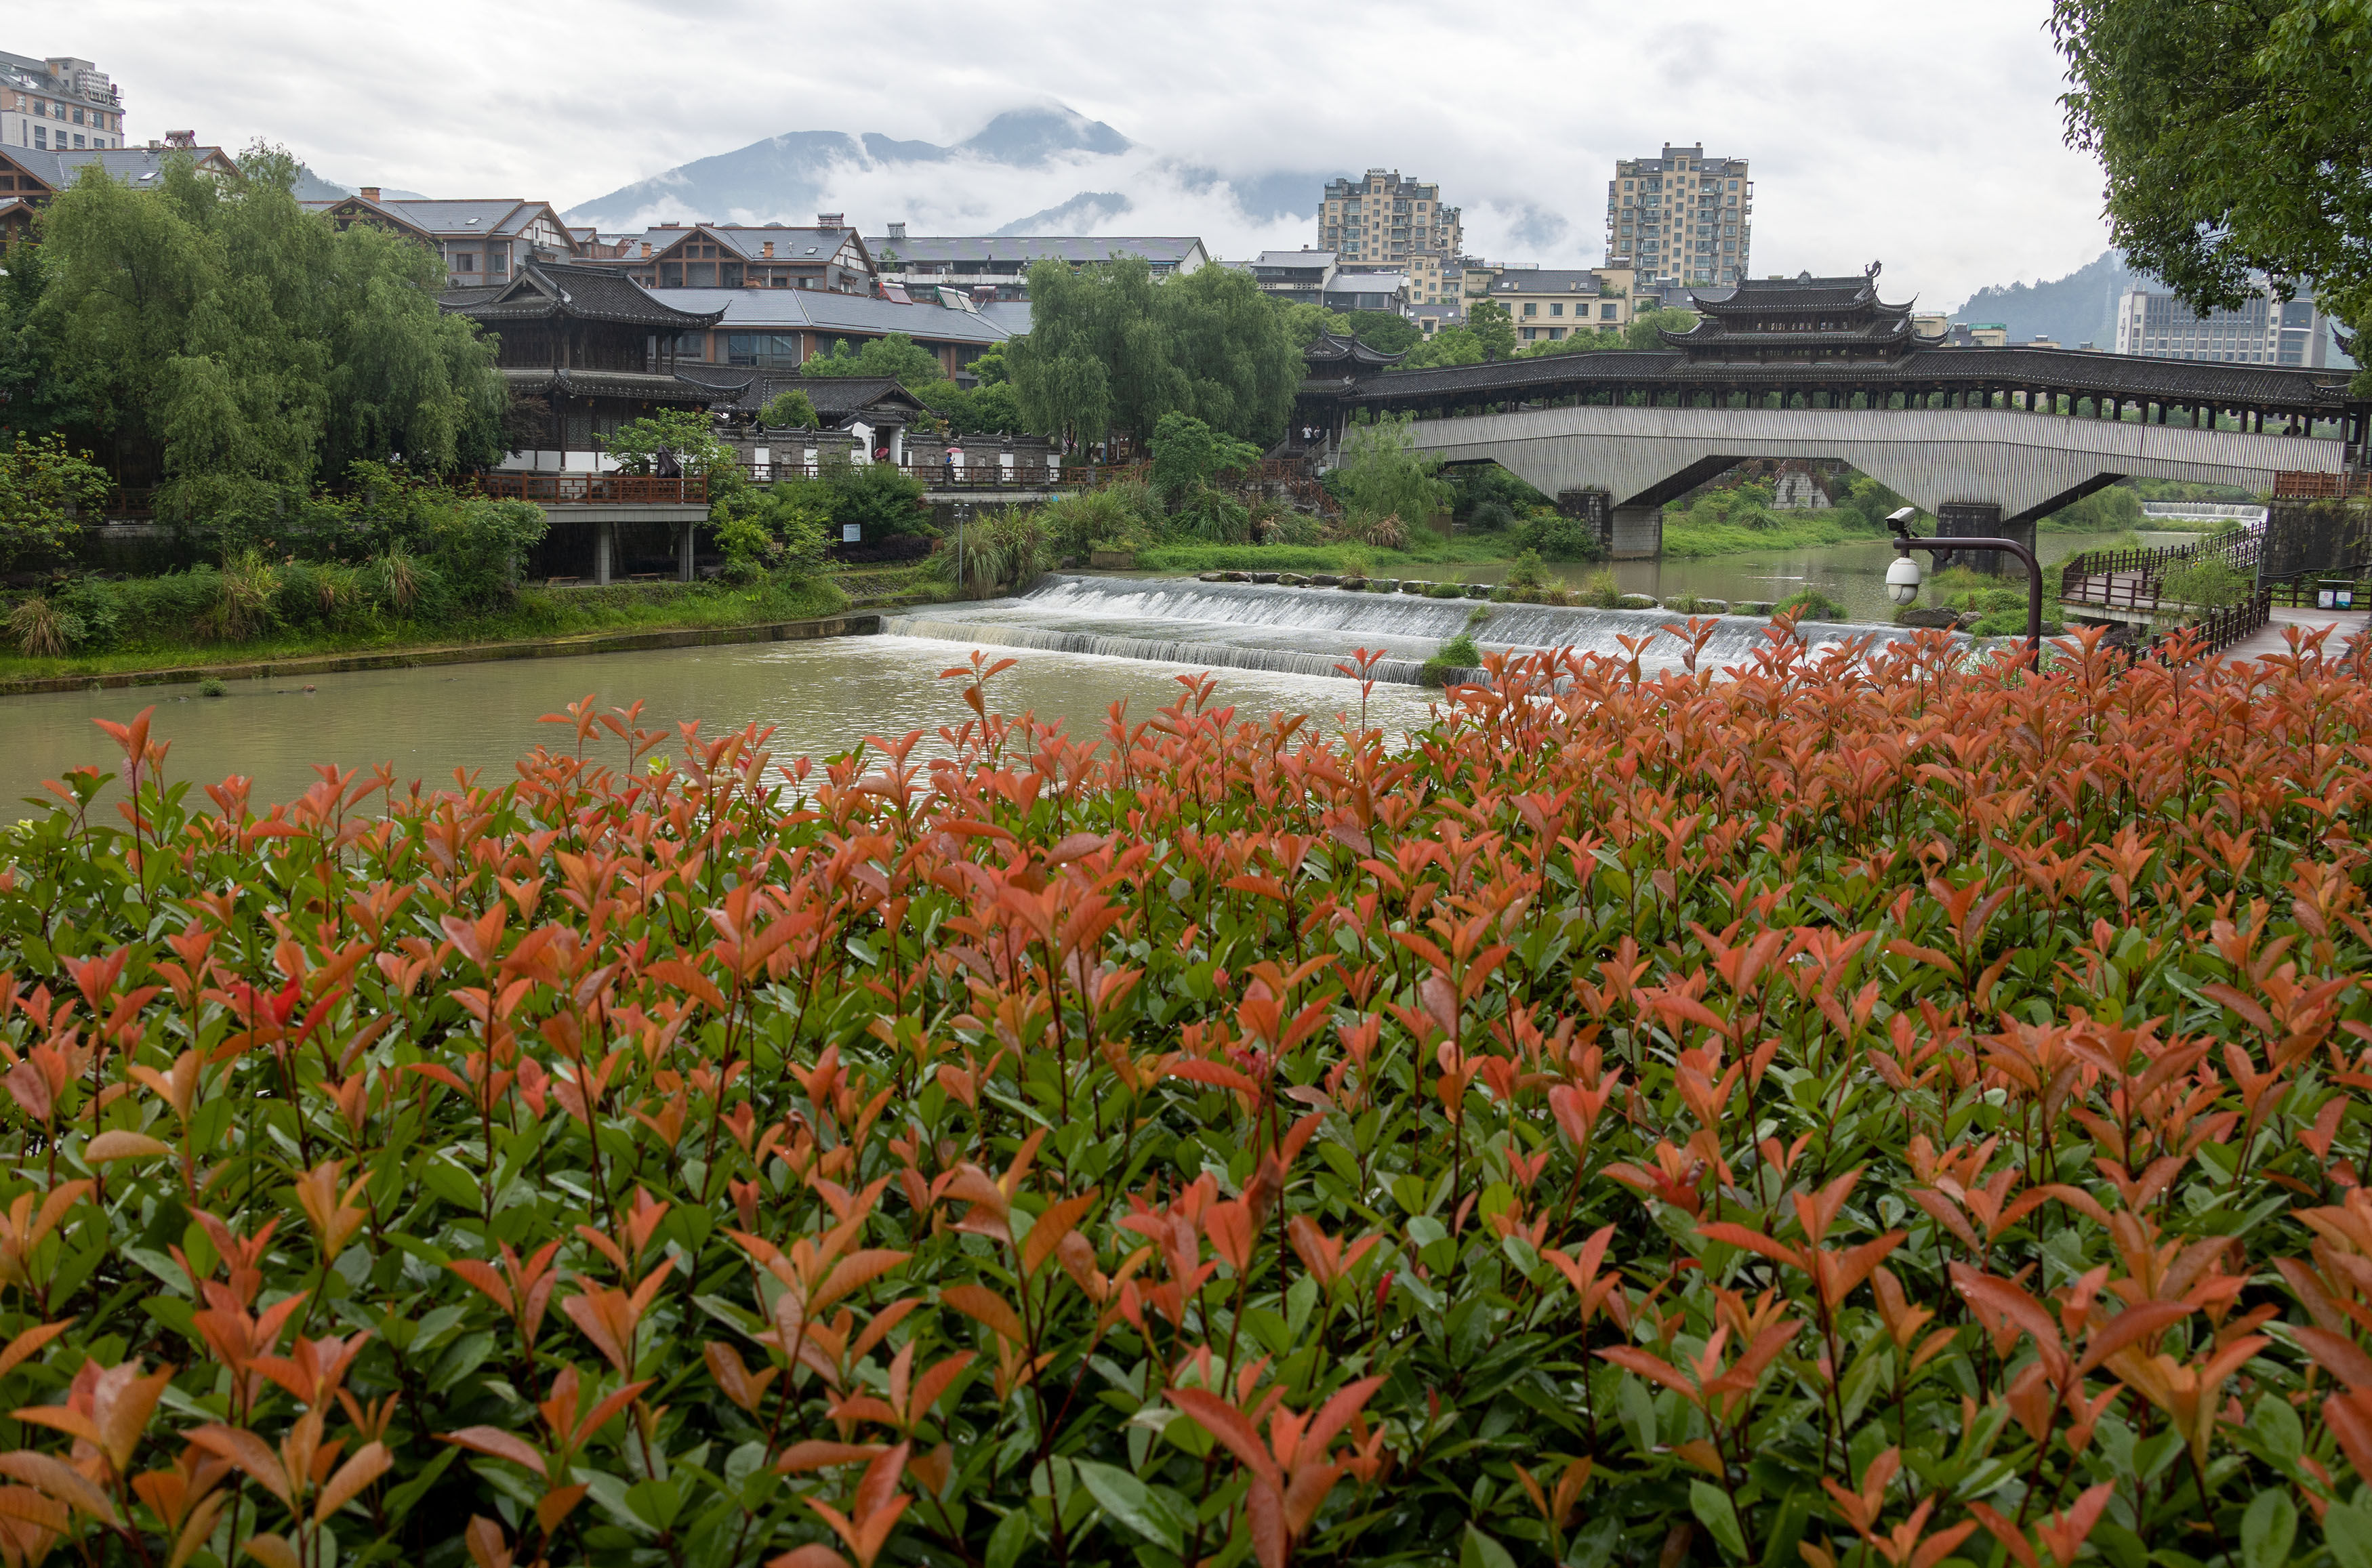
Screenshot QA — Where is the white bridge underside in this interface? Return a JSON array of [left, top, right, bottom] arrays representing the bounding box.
[[1406, 404, 2344, 520]]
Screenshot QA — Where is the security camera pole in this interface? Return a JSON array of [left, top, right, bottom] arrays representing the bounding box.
[[1883, 506, 2044, 660]]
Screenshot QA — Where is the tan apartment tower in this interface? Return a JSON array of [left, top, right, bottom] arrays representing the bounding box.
[[1605, 144, 1751, 287], [1318, 169, 1463, 306]]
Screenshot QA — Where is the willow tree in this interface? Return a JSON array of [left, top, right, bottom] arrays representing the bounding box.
[[2053, 0, 2372, 354], [35, 144, 504, 531], [1006, 253, 1296, 448]]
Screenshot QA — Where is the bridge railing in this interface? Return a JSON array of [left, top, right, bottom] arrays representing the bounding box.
[[2272, 471, 2372, 500]]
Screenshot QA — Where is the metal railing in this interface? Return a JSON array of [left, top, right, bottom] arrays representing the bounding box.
[[478, 474, 709, 505], [2264, 569, 2372, 608]]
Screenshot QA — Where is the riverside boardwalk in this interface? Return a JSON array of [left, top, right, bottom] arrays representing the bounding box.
[[2222, 602, 2369, 663]]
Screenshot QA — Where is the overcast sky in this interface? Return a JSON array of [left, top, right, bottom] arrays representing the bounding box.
[[38, 0, 2110, 310]]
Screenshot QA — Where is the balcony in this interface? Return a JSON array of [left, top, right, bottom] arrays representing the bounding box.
[[478, 474, 709, 505]]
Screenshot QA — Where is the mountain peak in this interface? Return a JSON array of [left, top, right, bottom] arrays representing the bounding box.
[[956, 106, 1130, 167]]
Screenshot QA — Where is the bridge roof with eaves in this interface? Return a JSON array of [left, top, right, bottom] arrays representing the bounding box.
[[1343, 345, 2362, 417]]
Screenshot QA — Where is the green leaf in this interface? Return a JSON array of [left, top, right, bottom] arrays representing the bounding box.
[[2242, 1490, 2296, 1568], [985, 1504, 1035, 1568], [1459, 1525, 1517, 1568], [2249, 1395, 2304, 1463], [1071, 1459, 1184, 1554], [1691, 1481, 1749, 1562], [1759, 1491, 1812, 1568], [2326, 1500, 2372, 1568]]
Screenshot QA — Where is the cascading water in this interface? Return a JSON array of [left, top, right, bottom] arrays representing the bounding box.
[[883, 575, 1922, 686]]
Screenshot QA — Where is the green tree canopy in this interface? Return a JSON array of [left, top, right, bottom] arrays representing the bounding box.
[[2052, 0, 2372, 344], [1332, 413, 1452, 525], [34, 145, 503, 527], [1467, 299, 1517, 360], [0, 432, 109, 565], [760, 388, 820, 429], [1149, 411, 1261, 499], [800, 332, 946, 390], [1006, 255, 1298, 447]]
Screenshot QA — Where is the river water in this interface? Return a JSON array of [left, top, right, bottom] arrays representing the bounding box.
[[1601, 529, 2196, 621], [0, 529, 2186, 810], [0, 637, 1449, 810]]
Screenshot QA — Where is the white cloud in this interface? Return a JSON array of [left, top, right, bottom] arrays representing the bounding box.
[[32, 0, 2107, 306]]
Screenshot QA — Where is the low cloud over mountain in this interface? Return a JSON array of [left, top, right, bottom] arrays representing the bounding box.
[[562, 106, 1343, 258]]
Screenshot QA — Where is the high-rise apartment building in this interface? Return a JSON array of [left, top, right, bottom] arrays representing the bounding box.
[[0, 53, 125, 152], [1317, 170, 1463, 305], [1605, 144, 1750, 287], [2112, 283, 2337, 367]]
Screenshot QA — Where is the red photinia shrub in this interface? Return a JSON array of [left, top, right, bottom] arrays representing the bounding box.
[[0, 622, 2369, 1568]]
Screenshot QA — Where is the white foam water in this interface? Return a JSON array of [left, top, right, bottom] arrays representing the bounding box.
[[883, 576, 1913, 686]]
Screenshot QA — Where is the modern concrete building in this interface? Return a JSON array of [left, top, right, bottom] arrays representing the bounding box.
[[309, 193, 585, 288], [1488, 267, 1638, 343], [1318, 170, 1462, 304], [2113, 283, 2337, 368], [0, 53, 124, 153], [863, 226, 1208, 301], [0, 140, 239, 252], [1248, 249, 1339, 306], [600, 220, 876, 295], [1606, 144, 1751, 287]]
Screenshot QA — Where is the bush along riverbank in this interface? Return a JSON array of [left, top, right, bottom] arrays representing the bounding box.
[[0, 573, 850, 683], [1, 630, 2371, 1565]]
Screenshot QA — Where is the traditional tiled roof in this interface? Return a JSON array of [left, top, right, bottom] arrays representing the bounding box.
[[499, 367, 716, 404], [1304, 332, 1404, 368], [1353, 345, 2358, 411], [449, 262, 724, 329], [647, 287, 1013, 346], [1694, 271, 1910, 320], [673, 368, 928, 420]]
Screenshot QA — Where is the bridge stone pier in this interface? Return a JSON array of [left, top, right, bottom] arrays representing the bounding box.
[[1404, 403, 2347, 562]]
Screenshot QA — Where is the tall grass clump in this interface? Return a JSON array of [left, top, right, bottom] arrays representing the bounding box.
[[5, 627, 2372, 1567]]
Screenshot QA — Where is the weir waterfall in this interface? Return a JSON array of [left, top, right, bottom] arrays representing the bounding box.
[[885, 575, 1923, 685]]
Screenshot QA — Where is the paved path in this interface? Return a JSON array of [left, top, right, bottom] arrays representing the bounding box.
[[2221, 606, 2366, 664]]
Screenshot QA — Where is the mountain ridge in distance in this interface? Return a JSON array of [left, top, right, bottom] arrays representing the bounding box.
[[563, 106, 1134, 230]]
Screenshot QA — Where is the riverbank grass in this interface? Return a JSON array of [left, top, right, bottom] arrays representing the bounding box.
[[0, 574, 848, 682]]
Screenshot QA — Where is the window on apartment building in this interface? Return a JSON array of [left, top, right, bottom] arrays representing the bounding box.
[[1522, 302, 1537, 316], [1601, 303, 1617, 319], [1550, 303, 1563, 316], [32, 127, 44, 149], [71, 133, 83, 148], [1520, 327, 1538, 341], [454, 253, 476, 272], [72, 107, 83, 124]]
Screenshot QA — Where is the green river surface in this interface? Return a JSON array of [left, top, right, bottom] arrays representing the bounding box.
[[0, 529, 2184, 810]]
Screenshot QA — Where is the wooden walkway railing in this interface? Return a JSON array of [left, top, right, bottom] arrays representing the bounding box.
[[2059, 527, 2261, 606], [478, 474, 710, 505], [2272, 471, 2372, 500]]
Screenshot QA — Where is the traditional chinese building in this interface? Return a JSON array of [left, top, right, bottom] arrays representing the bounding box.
[[1293, 332, 1406, 451], [1660, 265, 1938, 364], [441, 259, 724, 468]]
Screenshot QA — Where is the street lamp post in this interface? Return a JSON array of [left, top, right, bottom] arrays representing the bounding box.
[[1884, 506, 2045, 659], [954, 502, 970, 598]]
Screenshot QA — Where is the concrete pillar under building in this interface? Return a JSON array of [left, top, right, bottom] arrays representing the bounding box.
[[1610, 503, 1663, 560], [594, 518, 615, 586], [678, 518, 698, 582], [1936, 502, 2034, 578]]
